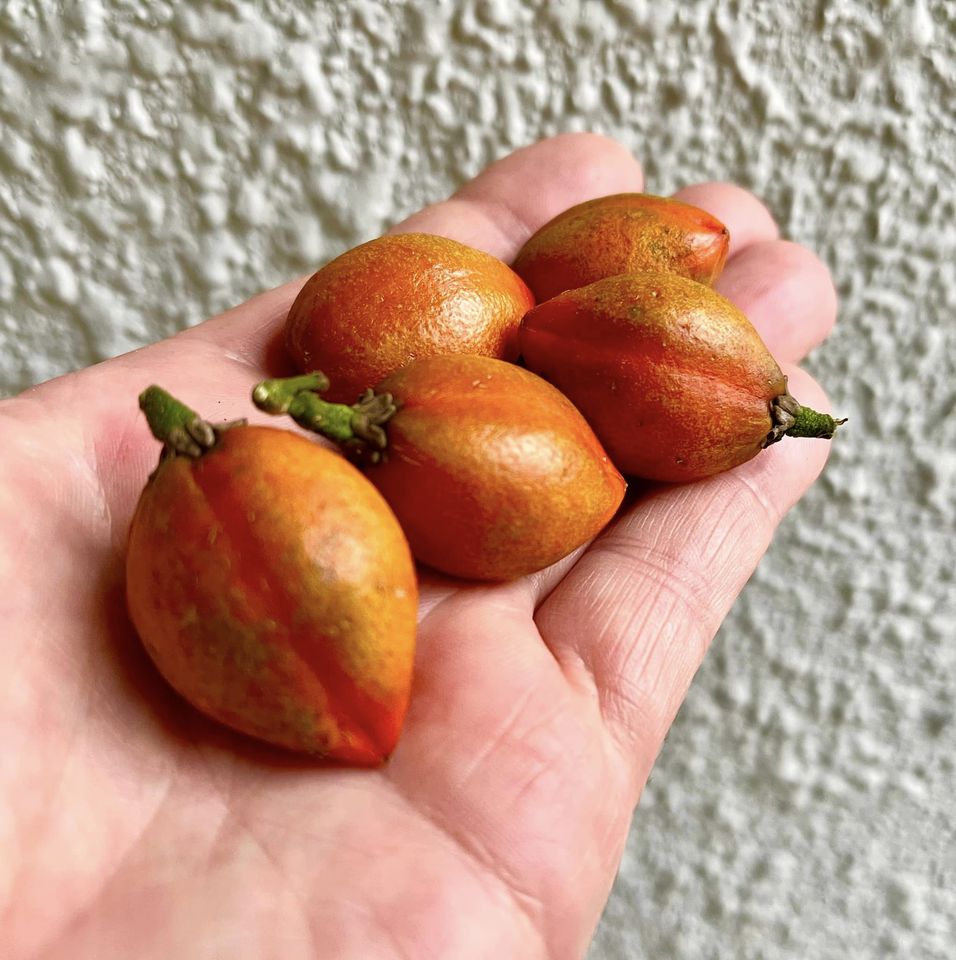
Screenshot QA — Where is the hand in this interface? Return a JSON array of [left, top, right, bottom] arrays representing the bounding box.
[[0, 134, 836, 959]]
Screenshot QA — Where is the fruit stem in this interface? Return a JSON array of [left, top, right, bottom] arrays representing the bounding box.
[[252, 374, 398, 461], [251, 372, 330, 411], [139, 386, 244, 458], [765, 391, 846, 446], [139, 385, 199, 440], [785, 405, 848, 440]]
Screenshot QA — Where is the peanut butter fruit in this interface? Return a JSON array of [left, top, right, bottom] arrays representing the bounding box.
[[513, 193, 730, 302], [253, 356, 626, 581], [519, 272, 844, 483], [126, 387, 418, 764], [285, 233, 535, 402]]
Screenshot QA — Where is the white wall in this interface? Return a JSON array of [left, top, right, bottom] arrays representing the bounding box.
[[1, 2, 952, 957]]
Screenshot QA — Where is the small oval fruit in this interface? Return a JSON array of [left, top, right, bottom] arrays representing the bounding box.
[[512, 193, 730, 302], [253, 357, 626, 581], [519, 273, 843, 482], [285, 232, 535, 402], [126, 388, 418, 764]]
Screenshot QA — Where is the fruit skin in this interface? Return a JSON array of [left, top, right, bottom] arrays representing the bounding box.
[[512, 193, 730, 302], [285, 232, 535, 402], [364, 355, 626, 581], [126, 425, 418, 763], [519, 272, 788, 483]]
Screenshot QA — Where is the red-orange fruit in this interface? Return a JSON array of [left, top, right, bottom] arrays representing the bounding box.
[[285, 232, 535, 402], [512, 193, 730, 302], [520, 272, 840, 483], [369, 357, 625, 579], [127, 399, 417, 764], [254, 357, 626, 581]]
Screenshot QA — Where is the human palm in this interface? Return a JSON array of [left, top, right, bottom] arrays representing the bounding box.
[[0, 135, 837, 959]]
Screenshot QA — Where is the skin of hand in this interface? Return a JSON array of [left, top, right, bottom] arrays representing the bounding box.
[[0, 134, 837, 960]]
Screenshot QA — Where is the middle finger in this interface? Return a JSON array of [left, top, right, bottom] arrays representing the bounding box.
[[672, 181, 837, 364]]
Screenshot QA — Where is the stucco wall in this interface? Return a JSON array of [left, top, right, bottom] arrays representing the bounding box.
[[2, 1, 953, 957]]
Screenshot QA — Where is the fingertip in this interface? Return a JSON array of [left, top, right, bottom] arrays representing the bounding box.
[[673, 181, 779, 256], [488, 132, 646, 208], [397, 133, 645, 260], [784, 363, 834, 417], [785, 242, 839, 344], [717, 239, 838, 363]]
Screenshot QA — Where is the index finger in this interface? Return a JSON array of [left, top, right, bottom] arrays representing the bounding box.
[[10, 135, 645, 532], [188, 133, 644, 367], [393, 132, 644, 259]]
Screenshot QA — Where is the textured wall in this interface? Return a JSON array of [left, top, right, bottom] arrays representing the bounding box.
[[2, 1, 954, 957]]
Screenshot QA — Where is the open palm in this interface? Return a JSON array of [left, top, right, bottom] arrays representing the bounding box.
[[0, 135, 836, 959]]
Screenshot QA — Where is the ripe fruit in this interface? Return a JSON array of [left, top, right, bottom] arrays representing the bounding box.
[[253, 356, 626, 581], [512, 193, 730, 302], [519, 273, 843, 483], [285, 232, 535, 402], [126, 387, 418, 764]]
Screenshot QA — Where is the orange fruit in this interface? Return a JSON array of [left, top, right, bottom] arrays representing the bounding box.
[[285, 232, 535, 402], [253, 357, 626, 581], [127, 389, 418, 763], [520, 273, 842, 482], [365, 355, 625, 580], [513, 193, 730, 302]]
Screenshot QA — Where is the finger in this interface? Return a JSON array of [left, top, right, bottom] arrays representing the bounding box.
[[672, 181, 779, 258], [189, 133, 644, 368], [495, 182, 787, 613], [120, 134, 643, 446], [671, 183, 837, 363], [393, 132, 644, 262], [13, 135, 647, 526], [176, 278, 307, 374], [534, 365, 833, 784], [524, 236, 837, 611], [414, 542, 591, 625], [716, 240, 838, 364]]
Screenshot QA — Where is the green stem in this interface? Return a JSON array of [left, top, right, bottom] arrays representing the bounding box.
[[785, 405, 847, 440], [252, 373, 397, 460], [139, 386, 199, 444], [139, 385, 243, 458], [765, 390, 846, 447], [288, 391, 362, 444], [251, 373, 330, 413]]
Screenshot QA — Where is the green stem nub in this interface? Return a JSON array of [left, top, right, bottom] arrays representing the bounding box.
[[785, 406, 847, 440], [765, 391, 846, 447], [252, 374, 398, 462], [251, 373, 330, 413], [139, 385, 244, 458]]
